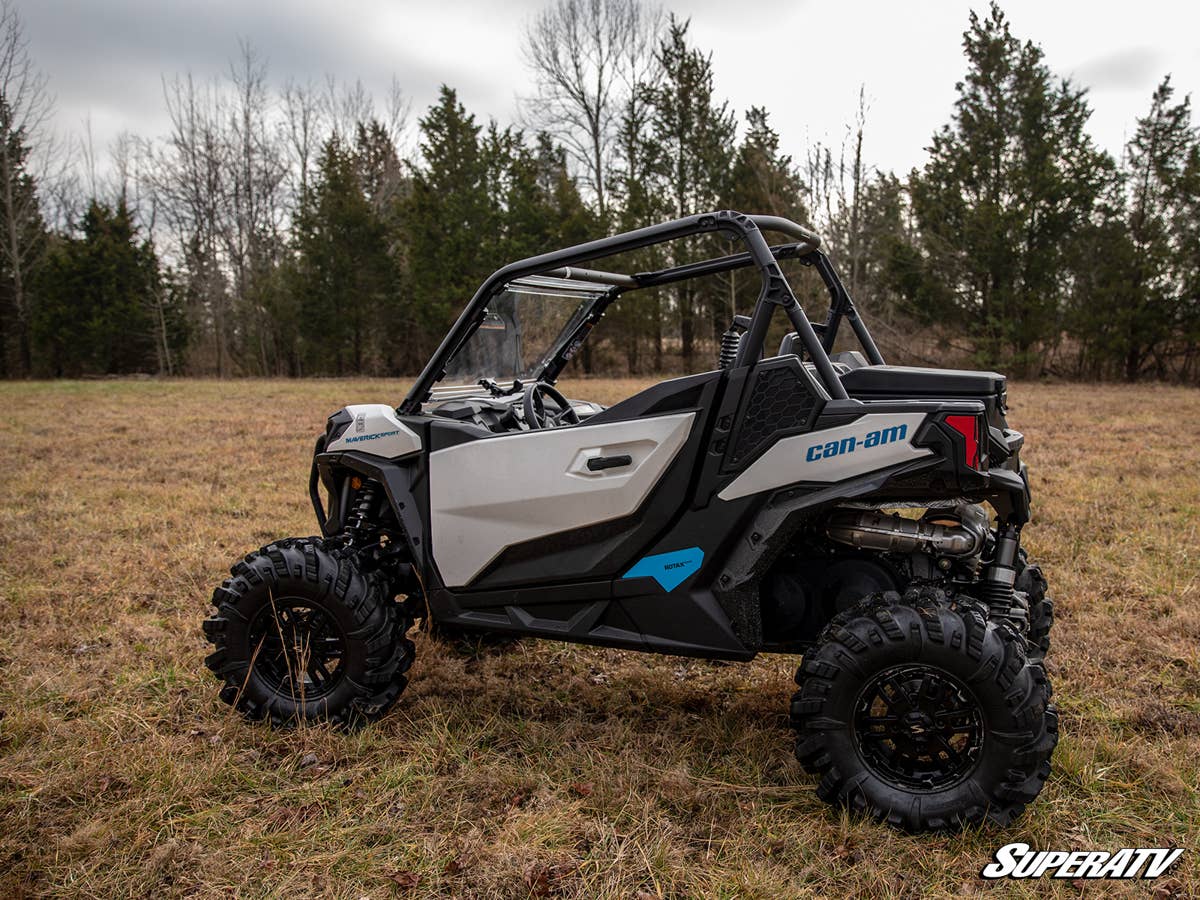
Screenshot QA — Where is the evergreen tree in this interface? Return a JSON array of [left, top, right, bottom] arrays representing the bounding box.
[[404, 91, 597, 372], [353, 118, 413, 373], [1075, 77, 1200, 380], [612, 82, 664, 233], [1063, 181, 1136, 378], [727, 107, 806, 221], [405, 87, 498, 353], [649, 15, 735, 365], [354, 119, 406, 217], [610, 82, 667, 372], [290, 135, 395, 374], [0, 96, 45, 376], [650, 17, 735, 217], [33, 200, 164, 375], [724, 106, 808, 315], [909, 3, 1112, 373], [519, 131, 599, 369], [503, 131, 593, 262]]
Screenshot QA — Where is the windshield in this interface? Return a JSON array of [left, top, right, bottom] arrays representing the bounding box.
[[438, 278, 604, 389]]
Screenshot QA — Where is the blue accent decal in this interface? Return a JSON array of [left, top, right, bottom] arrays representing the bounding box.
[[623, 546, 704, 592]]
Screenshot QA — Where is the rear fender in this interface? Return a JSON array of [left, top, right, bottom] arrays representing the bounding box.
[[710, 397, 1025, 646]]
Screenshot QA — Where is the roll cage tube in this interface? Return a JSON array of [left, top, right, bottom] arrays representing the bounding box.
[[398, 210, 847, 414], [810, 251, 885, 366], [631, 240, 883, 367], [630, 241, 811, 287], [538, 284, 621, 385]]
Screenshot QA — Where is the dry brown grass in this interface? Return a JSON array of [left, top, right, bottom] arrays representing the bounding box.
[[0, 378, 1198, 898]]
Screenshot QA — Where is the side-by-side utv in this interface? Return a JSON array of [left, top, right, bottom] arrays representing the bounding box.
[[203, 210, 1056, 832]]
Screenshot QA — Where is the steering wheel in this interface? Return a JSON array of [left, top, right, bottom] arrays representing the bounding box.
[[523, 381, 580, 430]]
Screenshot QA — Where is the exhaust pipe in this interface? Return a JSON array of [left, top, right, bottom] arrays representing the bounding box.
[[825, 504, 987, 557]]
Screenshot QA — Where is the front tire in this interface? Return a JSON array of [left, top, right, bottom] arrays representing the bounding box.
[[203, 538, 414, 727], [790, 588, 1057, 832]]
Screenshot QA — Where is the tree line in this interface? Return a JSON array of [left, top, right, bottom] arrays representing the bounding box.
[[0, 0, 1197, 381]]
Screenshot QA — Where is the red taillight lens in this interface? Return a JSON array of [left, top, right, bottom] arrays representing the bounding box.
[[945, 414, 982, 470]]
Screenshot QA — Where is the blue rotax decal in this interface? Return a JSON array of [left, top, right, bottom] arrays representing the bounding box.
[[623, 547, 704, 591]]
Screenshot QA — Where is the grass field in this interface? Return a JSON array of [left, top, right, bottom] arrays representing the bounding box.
[[0, 378, 1198, 898]]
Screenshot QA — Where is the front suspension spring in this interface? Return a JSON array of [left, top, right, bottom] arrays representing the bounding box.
[[346, 483, 379, 542]]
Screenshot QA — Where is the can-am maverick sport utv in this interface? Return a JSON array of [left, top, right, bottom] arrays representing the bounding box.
[[203, 210, 1056, 832]]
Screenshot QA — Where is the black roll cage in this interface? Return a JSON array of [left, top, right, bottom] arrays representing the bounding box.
[[399, 210, 884, 414]]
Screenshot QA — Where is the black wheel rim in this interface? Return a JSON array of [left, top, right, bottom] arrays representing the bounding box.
[[248, 599, 347, 701], [853, 664, 984, 791]]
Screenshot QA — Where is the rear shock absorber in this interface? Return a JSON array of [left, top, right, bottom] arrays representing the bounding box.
[[979, 523, 1025, 632], [718, 329, 741, 370], [718, 315, 752, 370]]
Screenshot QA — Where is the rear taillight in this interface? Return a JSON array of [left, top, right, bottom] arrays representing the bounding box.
[[945, 414, 983, 470]]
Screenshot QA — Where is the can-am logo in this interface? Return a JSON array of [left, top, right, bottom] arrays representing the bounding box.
[[981, 842, 1183, 880], [805, 423, 907, 461]]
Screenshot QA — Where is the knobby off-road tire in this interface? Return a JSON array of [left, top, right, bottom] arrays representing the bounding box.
[[1015, 550, 1053, 660], [203, 538, 414, 728], [791, 587, 1057, 832]]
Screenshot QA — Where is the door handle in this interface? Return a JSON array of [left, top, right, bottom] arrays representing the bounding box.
[[586, 454, 632, 472]]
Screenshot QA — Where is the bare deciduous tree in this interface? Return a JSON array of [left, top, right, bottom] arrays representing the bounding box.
[[105, 129, 178, 375], [522, 0, 661, 225], [382, 76, 412, 155], [152, 57, 414, 376], [282, 77, 323, 207], [158, 71, 232, 374], [227, 41, 288, 373], [804, 87, 870, 281], [324, 76, 372, 143]]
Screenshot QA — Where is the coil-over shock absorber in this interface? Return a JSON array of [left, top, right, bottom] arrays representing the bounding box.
[[342, 476, 418, 593], [718, 314, 752, 370], [345, 479, 379, 545], [979, 523, 1026, 632]]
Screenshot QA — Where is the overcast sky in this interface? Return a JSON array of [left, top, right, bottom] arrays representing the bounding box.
[[17, 0, 1200, 182]]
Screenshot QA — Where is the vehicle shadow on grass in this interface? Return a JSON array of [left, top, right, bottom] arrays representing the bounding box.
[[386, 635, 807, 785]]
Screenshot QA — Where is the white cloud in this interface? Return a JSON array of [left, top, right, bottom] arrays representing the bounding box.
[[15, 0, 1200, 188]]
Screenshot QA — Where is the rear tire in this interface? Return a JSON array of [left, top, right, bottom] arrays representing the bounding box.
[[1016, 551, 1053, 660], [790, 587, 1057, 832], [203, 538, 414, 727]]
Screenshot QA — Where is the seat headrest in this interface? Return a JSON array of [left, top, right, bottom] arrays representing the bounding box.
[[829, 350, 869, 370]]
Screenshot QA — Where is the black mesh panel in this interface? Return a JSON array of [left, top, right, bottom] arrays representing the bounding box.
[[725, 361, 822, 469]]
